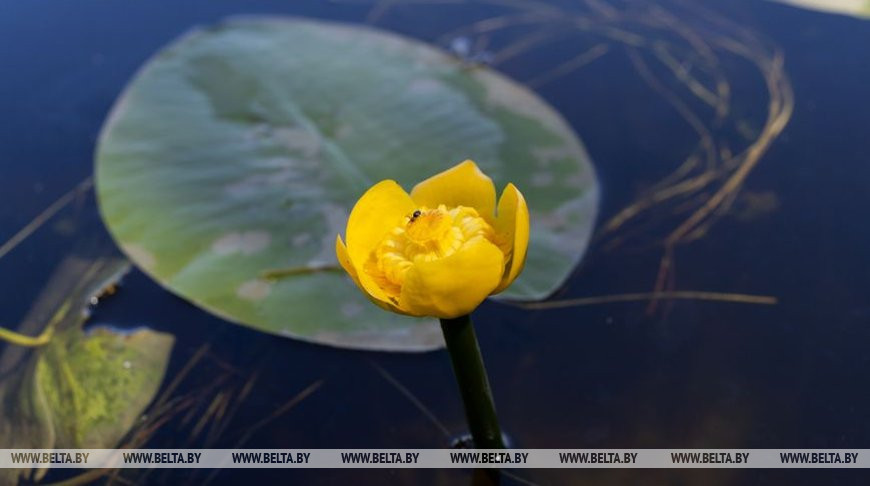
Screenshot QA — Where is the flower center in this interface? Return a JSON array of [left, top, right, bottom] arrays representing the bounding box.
[[364, 204, 497, 299]]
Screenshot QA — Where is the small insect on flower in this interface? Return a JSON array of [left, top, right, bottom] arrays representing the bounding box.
[[336, 159, 530, 319]]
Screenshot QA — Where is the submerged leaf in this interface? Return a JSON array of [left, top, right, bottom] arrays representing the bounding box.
[[95, 17, 599, 351], [0, 257, 173, 483], [35, 326, 173, 448]]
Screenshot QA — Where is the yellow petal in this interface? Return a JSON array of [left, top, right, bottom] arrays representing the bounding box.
[[335, 234, 361, 285], [493, 183, 530, 293], [410, 160, 497, 221], [398, 237, 504, 318], [336, 235, 407, 314], [345, 180, 416, 270]]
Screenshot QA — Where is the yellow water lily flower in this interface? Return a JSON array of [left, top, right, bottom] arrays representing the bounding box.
[[336, 160, 529, 319]]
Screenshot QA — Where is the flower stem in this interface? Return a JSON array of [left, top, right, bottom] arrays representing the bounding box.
[[440, 314, 505, 449]]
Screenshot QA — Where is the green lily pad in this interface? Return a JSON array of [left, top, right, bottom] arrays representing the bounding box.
[[0, 256, 174, 484], [95, 16, 598, 352]]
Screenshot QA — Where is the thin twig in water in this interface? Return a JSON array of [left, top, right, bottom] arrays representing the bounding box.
[[233, 380, 325, 447], [366, 0, 466, 24], [205, 369, 261, 446], [491, 28, 573, 66], [369, 360, 453, 439], [154, 343, 211, 407], [511, 291, 777, 310], [526, 43, 610, 88], [0, 176, 93, 261], [435, 10, 558, 45]]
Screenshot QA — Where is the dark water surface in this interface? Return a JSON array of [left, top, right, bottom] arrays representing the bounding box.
[[1, 0, 869, 484]]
